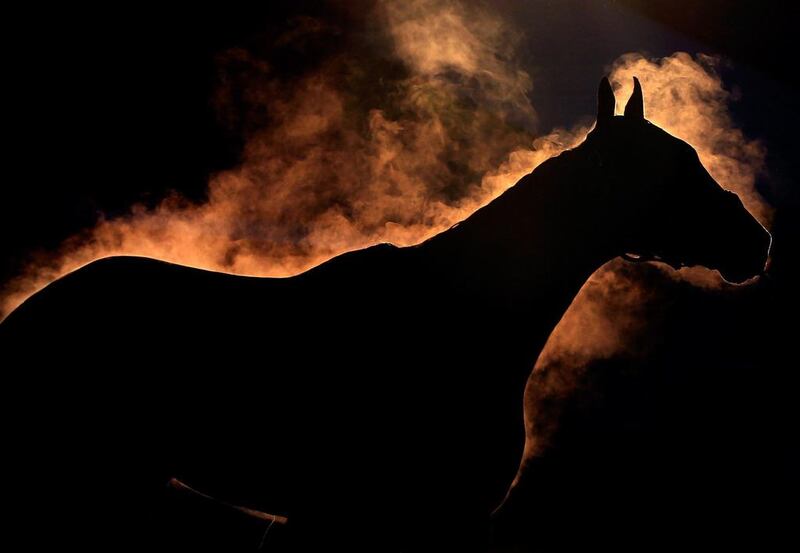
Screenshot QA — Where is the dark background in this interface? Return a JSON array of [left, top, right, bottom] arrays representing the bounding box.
[[2, 1, 797, 550]]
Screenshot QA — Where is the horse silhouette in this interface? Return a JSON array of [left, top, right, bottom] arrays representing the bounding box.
[[0, 78, 770, 552]]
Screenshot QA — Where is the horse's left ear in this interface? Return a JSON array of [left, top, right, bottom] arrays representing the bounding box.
[[624, 77, 644, 120], [597, 76, 615, 127]]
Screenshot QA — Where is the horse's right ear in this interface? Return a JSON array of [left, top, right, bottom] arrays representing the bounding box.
[[597, 76, 615, 127]]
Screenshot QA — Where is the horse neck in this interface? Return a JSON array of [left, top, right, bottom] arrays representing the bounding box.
[[417, 148, 618, 373]]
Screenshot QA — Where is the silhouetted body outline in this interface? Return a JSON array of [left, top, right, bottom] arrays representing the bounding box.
[[0, 78, 770, 552]]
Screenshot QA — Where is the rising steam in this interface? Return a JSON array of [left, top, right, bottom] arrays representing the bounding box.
[[0, 4, 770, 454], [1, 0, 565, 318]]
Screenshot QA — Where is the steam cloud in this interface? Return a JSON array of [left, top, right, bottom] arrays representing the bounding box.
[[0, 0, 770, 465], [2, 0, 577, 318]]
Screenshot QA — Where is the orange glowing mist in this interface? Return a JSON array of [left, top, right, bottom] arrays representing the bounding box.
[[0, 2, 768, 335], [0, 0, 579, 319]]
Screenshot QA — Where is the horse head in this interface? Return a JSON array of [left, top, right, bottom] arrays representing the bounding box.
[[585, 76, 771, 283]]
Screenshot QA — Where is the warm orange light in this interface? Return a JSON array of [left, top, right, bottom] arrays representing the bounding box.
[[0, 2, 769, 332]]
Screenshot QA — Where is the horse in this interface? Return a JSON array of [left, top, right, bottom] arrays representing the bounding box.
[[0, 77, 770, 552]]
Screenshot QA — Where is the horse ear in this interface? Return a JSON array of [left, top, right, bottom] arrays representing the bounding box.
[[597, 76, 615, 127], [624, 77, 644, 120]]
